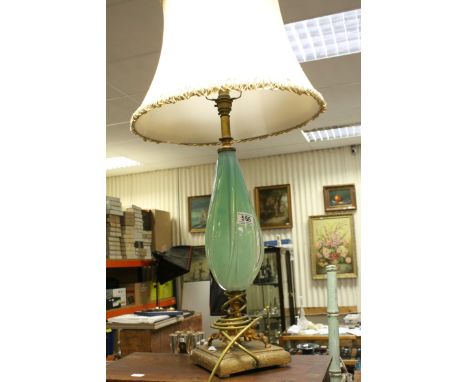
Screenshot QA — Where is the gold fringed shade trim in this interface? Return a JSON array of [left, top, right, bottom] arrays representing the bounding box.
[[130, 82, 327, 146]]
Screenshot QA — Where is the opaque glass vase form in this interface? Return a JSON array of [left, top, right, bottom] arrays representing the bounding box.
[[205, 149, 264, 292]]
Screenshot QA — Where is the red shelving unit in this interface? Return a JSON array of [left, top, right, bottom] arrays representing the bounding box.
[[106, 259, 153, 268], [106, 258, 176, 319]]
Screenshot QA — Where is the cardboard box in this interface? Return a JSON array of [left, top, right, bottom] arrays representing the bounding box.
[[150, 209, 172, 253], [106, 288, 127, 306], [123, 281, 152, 306]]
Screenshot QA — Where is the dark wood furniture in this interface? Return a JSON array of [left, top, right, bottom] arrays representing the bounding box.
[[106, 352, 332, 382], [108, 313, 202, 356]]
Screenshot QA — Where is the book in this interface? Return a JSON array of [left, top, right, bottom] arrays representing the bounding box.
[[107, 202, 122, 208], [106, 210, 124, 216]]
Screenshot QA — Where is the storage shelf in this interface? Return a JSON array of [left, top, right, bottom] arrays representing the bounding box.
[[106, 259, 153, 268], [106, 297, 176, 319]]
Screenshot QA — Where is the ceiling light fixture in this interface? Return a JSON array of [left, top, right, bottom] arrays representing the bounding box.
[[285, 9, 361, 63], [106, 156, 140, 170], [301, 124, 361, 142]]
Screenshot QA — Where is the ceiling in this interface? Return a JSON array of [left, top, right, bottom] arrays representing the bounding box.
[[106, 0, 361, 176]]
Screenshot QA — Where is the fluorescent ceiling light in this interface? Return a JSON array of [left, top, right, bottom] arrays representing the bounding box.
[[285, 9, 361, 63], [301, 124, 361, 142], [106, 156, 140, 170]]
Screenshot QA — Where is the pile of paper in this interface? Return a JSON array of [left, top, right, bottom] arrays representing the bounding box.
[[107, 313, 170, 324], [106, 196, 123, 259]]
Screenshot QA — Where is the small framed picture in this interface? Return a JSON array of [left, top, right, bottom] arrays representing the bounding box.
[[323, 184, 357, 212], [188, 195, 211, 233], [254, 184, 292, 229], [183, 246, 210, 282], [309, 214, 358, 279]]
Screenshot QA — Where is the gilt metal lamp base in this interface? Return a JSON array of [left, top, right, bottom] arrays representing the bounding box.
[[189, 291, 291, 381], [190, 341, 291, 378]]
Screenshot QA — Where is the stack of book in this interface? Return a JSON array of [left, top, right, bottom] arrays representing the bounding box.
[[106, 196, 124, 216], [142, 230, 153, 259], [106, 196, 123, 259], [121, 210, 137, 259], [131, 205, 145, 258], [120, 205, 144, 259]]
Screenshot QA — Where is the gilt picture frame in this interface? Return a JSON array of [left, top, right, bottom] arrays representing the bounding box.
[[188, 195, 211, 233], [309, 214, 357, 279], [254, 184, 292, 229], [323, 184, 357, 212], [183, 246, 210, 282]]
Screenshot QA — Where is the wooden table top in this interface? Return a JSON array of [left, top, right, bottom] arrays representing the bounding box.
[[106, 352, 332, 382]]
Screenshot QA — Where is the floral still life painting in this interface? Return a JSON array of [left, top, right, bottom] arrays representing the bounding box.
[[309, 214, 357, 279]]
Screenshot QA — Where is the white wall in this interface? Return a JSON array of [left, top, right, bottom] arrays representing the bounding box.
[[107, 145, 361, 309]]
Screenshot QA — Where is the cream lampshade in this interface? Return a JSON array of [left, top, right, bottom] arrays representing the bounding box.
[[131, 0, 326, 145]]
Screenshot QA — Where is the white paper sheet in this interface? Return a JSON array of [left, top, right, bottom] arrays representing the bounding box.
[[107, 314, 170, 324]]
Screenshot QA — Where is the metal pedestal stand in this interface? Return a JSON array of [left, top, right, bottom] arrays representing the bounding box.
[[190, 291, 290, 382]]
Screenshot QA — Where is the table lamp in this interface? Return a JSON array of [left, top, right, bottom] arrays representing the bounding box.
[[131, 0, 326, 379]]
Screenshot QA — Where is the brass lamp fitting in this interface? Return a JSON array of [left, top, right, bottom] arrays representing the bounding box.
[[209, 90, 242, 149]]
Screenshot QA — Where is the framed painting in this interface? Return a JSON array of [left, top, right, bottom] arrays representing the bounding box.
[[309, 214, 357, 279], [183, 246, 210, 282], [254, 184, 292, 229], [188, 195, 211, 233], [323, 184, 357, 212]]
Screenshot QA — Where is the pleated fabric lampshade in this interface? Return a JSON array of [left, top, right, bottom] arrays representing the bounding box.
[[131, 0, 326, 146]]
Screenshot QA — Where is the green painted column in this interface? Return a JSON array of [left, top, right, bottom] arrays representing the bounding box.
[[327, 264, 342, 382], [205, 148, 264, 292]]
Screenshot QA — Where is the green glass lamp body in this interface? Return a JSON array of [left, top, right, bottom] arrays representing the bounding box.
[[205, 148, 264, 292]]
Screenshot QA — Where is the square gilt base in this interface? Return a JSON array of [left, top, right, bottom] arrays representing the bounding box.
[[189, 341, 291, 378]]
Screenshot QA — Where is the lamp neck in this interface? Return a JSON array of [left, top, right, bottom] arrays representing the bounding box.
[[214, 90, 235, 149], [225, 290, 247, 318]]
